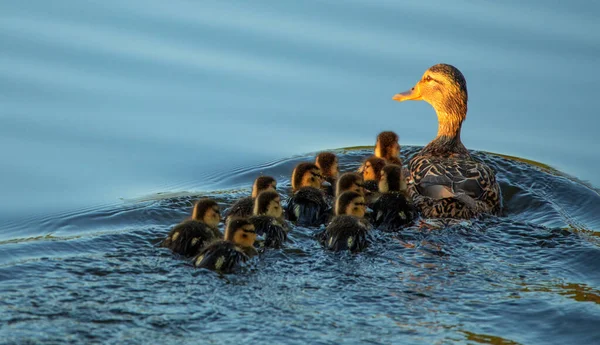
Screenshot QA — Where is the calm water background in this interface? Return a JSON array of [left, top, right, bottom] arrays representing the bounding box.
[[1, 1, 600, 344]]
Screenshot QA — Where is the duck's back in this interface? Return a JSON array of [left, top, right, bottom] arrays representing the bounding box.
[[163, 220, 221, 257], [286, 187, 330, 227], [371, 192, 416, 231], [193, 241, 249, 273], [225, 196, 254, 220], [249, 215, 288, 248], [323, 215, 371, 252]]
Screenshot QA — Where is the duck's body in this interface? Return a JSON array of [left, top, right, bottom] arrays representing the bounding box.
[[393, 63, 501, 219], [286, 186, 330, 226], [163, 199, 222, 257], [370, 165, 415, 231], [315, 152, 339, 198], [193, 219, 257, 273], [249, 190, 289, 248], [320, 191, 371, 252]]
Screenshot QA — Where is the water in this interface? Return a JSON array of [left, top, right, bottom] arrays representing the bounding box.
[[1, 1, 599, 344]]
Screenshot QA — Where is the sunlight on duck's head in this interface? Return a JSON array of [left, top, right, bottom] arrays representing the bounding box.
[[336, 172, 365, 196], [191, 199, 221, 228], [252, 176, 277, 198], [315, 152, 339, 179], [253, 190, 283, 218], [226, 218, 256, 248], [362, 156, 386, 181], [375, 131, 400, 161], [335, 191, 366, 218], [393, 64, 468, 132], [292, 162, 323, 191]]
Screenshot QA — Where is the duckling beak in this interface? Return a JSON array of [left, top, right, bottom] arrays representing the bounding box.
[[393, 86, 422, 102]]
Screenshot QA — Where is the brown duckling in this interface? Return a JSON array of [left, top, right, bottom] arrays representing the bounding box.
[[286, 162, 330, 226], [392, 63, 502, 218], [225, 176, 276, 221], [315, 151, 339, 197], [375, 131, 402, 165], [335, 172, 365, 196], [371, 164, 416, 231], [163, 199, 222, 257], [249, 190, 289, 248], [321, 191, 372, 252], [360, 156, 386, 193], [193, 218, 257, 273]]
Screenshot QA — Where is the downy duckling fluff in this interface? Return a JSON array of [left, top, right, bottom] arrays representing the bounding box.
[[315, 151, 339, 197], [286, 162, 330, 226], [360, 156, 386, 194], [193, 218, 257, 273], [321, 191, 371, 252], [393, 63, 502, 218], [225, 176, 276, 221], [163, 199, 222, 257], [335, 172, 365, 197], [249, 190, 289, 248], [375, 131, 402, 165], [371, 164, 416, 231]]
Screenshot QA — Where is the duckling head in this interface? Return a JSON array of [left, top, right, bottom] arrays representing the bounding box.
[[291, 162, 323, 192], [379, 164, 405, 193], [225, 218, 256, 248], [336, 172, 365, 196], [251, 176, 277, 198], [191, 198, 221, 228], [335, 191, 367, 218], [253, 190, 283, 218], [375, 131, 400, 161], [362, 156, 386, 181], [393, 64, 468, 137], [315, 152, 339, 179]]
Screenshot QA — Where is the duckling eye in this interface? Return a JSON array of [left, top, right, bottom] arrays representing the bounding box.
[[242, 234, 248, 238], [424, 75, 432, 82]]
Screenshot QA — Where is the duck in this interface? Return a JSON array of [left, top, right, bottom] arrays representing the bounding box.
[[320, 190, 371, 252], [335, 172, 366, 197], [193, 218, 257, 273], [249, 190, 289, 248], [162, 198, 222, 257], [392, 63, 502, 218], [359, 156, 386, 194], [225, 175, 277, 221], [371, 164, 417, 231], [285, 162, 330, 227], [375, 131, 403, 165], [315, 151, 339, 197]]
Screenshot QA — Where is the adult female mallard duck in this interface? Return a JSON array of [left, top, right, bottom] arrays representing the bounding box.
[[193, 218, 257, 273], [315, 151, 339, 197], [162, 199, 222, 257], [392, 63, 502, 218], [249, 190, 289, 248], [225, 176, 277, 222], [371, 164, 416, 231], [285, 162, 330, 226], [320, 191, 371, 252]]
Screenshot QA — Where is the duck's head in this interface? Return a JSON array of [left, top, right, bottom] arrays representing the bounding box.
[[253, 190, 283, 218], [375, 131, 400, 161], [335, 191, 367, 218], [251, 176, 277, 198], [361, 156, 386, 181], [191, 198, 221, 228], [225, 218, 256, 248], [379, 164, 405, 193], [393, 64, 468, 123], [291, 162, 323, 191], [315, 152, 339, 179], [336, 172, 365, 196]]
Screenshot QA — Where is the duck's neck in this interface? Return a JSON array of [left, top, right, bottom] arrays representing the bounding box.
[[422, 109, 470, 157]]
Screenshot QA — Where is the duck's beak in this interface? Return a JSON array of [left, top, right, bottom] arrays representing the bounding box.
[[393, 85, 422, 102]]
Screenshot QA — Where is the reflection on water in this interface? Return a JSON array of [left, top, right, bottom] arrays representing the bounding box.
[[0, 148, 599, 344]]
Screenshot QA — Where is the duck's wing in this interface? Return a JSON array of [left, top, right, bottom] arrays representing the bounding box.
[[249, 215, 287, 248], [285, 187, 330, 227], [163, 220, 219, 257], [193, 241, 248, 273], [324, 216, 370, 252], [409, 155, 501, 218]]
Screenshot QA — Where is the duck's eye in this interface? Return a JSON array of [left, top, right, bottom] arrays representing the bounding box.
[[242, 234, 248, 238], [424, 75, 432, 82]]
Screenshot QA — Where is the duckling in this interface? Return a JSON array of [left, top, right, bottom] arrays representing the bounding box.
[[375, 131, 403, 165], [285, 162, 330, 227], [359, 156, 386, 193], [225, 176, 277, 221], [315, 151, 339, 197], [193, 218, 257, 273], [335, 172, 366, 196], [249, 190, 289, 248], [321, 191, 371, 252], [393, 64, 502, 218], [163, 199, 222, 257], [371, 164, 417, 231]]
